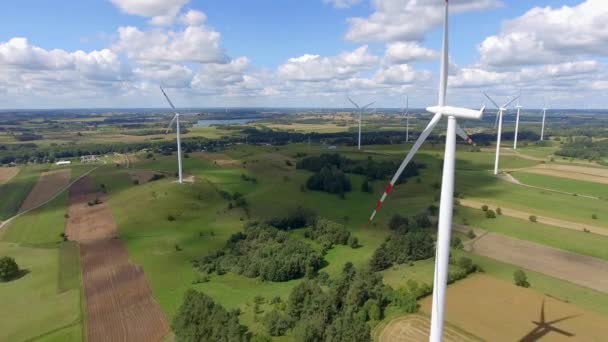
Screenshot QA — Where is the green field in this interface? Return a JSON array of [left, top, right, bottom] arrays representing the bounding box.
[[512, 171, 608, 199], [0, 165, 48, 220], [0, 242, 82, 342], [455, 207, 608, 260]]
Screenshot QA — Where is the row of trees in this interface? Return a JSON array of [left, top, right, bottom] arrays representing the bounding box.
[[196, 223, 325, 282]]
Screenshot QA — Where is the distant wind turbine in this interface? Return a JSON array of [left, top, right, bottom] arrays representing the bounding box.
[[402, 96, 410, 143], [160, 86, 183, 184], [347, 96, 375, 150], [541, 99, 548, 141], [365, 2, 485, 340], [514, 90, 522, 149], [483, 93, 519, 175]]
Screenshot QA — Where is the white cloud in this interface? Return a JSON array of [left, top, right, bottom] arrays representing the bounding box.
[[110, 0, 189, 25], [374, 64, 430, 84], [346, 0, 502, 42], [277, 46, 378, 81], [479, 0, 608, 66], [113, 24, 226, 64], [134, 64, 193, 88], [180, 10, 206, 26], [384, 42, 438, 64], [192, 57, 250, 89], [323, 0, 361, 9]]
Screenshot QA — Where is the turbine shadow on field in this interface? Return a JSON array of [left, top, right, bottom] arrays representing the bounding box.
[[519, 298, 580, 342]]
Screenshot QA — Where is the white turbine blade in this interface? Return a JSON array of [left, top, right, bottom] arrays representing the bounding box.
[[160, 86, 176, 110], [483, 92, 500, 109], [165, 114, 177, 134], [455, 124, 473, 144], [368, 112, 442, 222], [347, 96, 359, 109], [501, 95, 519, 109], [426, 105, 485, 120], [362, 101, 375, 110]]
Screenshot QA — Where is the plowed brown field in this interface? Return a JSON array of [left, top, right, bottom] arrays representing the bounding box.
[[67, 176, 169, 342], [18, 168, 71, 212]]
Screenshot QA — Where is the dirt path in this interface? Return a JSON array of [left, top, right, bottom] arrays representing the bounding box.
[[455, 226, 608, 293], [66, 176, 169, 342], [459, 199, 608, 237], [18, 168, 71, 212], [500, 172, 599, 200]]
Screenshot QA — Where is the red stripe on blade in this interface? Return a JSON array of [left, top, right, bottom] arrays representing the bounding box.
[[375, 200, 383, 211], [385, 184, 393, 194]]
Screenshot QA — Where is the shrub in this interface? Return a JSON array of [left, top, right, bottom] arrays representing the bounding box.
[[496, 207, 502, 215], [592, 214, 598, 220], [167, 214, 176, 221], [348, 236, 360, 249], [133, 179, 140, 185], [513, 269, 530, 288], [285, 160, 293, 166], [529, 215, 537, 223], [485, 210, 496, 219], [149, 173, 165, 182], [360, 179, 373, 193], [466, 230, 476, 239], [0, 256, 20, 282], [481, 205, 488, 212]]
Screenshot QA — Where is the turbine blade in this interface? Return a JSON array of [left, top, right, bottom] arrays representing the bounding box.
[[347, 96, 359, 109], [540, 299, 545, 323], [160, 86, 176, 110], [483, 92, 501, 110], [546, 314, 581, 326], [165, 114, 177, 134], [546, 326, 574, 337], [455, 124, 473, 144], [502, 95, 520, 109], [362, 101, 375, 110], [368, 112, 442, 222]]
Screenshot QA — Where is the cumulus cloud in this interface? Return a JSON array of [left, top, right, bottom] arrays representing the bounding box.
[[110, 0, 189, 25], [346, 0, 502, 42], [192, 57, 250, 89], [374, 64, 431, 84], [384, 42, 438, 64], [277, 46, 378, 81], [323, 0, 362, 9], [113, 24, 226, 64], [479, 0, 608, 66]]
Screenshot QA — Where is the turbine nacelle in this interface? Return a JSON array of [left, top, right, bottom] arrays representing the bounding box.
[[426, 105, 485, 120]]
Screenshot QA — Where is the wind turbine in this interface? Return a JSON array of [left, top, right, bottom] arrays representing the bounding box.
[[160, 86, 183, 184], [514, 90, 522, 149], [347, 96, 375, 150], [483, 93, 519, 175], [540, 100, 548, 141], [366, 2, 484, 340], [402, 96, 410, 143]]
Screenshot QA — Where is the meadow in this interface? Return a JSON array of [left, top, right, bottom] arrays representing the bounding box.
[[0, 165, 48, 220]]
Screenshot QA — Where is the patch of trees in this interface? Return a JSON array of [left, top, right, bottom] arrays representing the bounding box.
[[297, 154, 421, 183], [304, 218, 355, 248], [556, 136, 608, 161], [469, 131, 539, 146], [0, 256, 20, 282], [197, 223, 325, 282], [513, 269, 530, 288], [370, 214, 435, 271], [305, 166, 352, 195], [172, 290, 251, 341], [267, 207, 316, 230], [263, 263, 390, 341]]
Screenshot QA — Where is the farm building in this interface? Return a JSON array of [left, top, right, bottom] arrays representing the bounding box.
[[56, 160, 71, 165]]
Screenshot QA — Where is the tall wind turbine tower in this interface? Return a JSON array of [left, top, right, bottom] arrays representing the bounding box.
[[514, 90, 522, 149], [364, 2, 485, 340], [347, 96, 375, 150], [160, 86, 183, 184], [541, 100, 548, 141], [484, 93, 519, 175], [404, 96, 410, 143]]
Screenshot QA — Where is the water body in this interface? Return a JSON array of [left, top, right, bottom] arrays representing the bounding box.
[[195, 118, 262, 127]]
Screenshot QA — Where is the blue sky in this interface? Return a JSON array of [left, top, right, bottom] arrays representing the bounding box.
[[0, 0, 606, 108]]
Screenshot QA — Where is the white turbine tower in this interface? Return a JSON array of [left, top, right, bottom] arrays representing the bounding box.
[[160, 86, 183, 184], [514, 90, 522, 149], [403, 96, 410, 143], [483, 93, 519, 175], [541, 100, 548, 141], [347, 96, 375, 150], [366, 2, 484, 340]]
